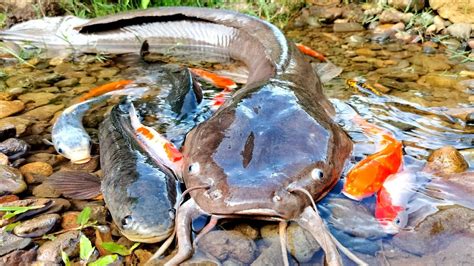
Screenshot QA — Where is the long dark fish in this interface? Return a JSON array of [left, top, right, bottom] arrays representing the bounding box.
[[99, 102, 177, 243]]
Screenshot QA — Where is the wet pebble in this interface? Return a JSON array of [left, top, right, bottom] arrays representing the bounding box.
[[251, 242, 285, 266], [0, 138, 29, 160], [198, 230, 257, 264], [13, 213, 60, 238], [333, 22, 364, 32], [20, 104, 64, 121], [18, 92, 58, 109], [60, 155, 99, 173], [0, 153, 8, 165], [0, 100, 25, 119], [388, 0, 425, 11], [37, 230, 81, 263], [0, 165, 26, 195], [0, 229, 32, 256], [26, 153, 66, 167], [446, 23, 472, 40], [0, 248, 36, 265], [33, 72, 63, 84], [409, 54, 451, 72], [232, 223, 259, 240], [54, 78, 78, 88], [424, 146, 469, 174], [32, 183, 62, 198], [61, 211, 80, 230], [0, 116, 31, 136], [379, 8, 412, 24], [20, 162, 53, 184]]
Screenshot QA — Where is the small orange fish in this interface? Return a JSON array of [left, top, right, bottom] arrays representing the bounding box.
[[190, 68, 237, 90], [129, 104, 183, 177], [296, 43, 326, 62], [346, 78, 383, 96], [342, 116, 403, 200], [79, 80, 133, 102]]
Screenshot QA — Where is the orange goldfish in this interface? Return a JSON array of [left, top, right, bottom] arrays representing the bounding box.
[[79, 80, 133, 102], [375, 170, 417, 234], [190, 68, 237, 90], [342, 116, 403, 200], [296, 43, 327, 62], [129, 103, 183, 178]]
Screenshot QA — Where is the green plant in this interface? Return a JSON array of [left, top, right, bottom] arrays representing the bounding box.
[[0, 205, 45, 219]]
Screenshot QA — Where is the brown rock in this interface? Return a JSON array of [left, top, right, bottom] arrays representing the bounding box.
[[333, 22, 364, 32], [37, 230, 81, 263], [13, 213, 60, 238], [0, 153, 8, 165], [0, 116, 31, 136], [424, 146, 469, 174], [61, 211, 80, 230], [20, 162, 54, 184], [20, 104, 64, 121], [389, 0, 425, 11], [18, 92, 57, 109], [0, 165, 26, 195], [0, 249, 36, 265], [429, 0, 474, 24], [32, 183, 61, 198], [0, 100, 25, 119], [198, 230, 257, 263], [26, 153, 67, 166]]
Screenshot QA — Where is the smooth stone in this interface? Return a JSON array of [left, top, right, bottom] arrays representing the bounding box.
[[409, 54, 451, 72], [333, 22, 364, 32], [417, 74, 460, 89], [0, 229, 32, 256], [43, 198, 71, 214], [308, 6, 343, 22], [232, 223, 259, 240], [96, 68, 119, 78], [251, 242, 285, 266], [429, 0, 474, 24], [446, 23, 472, 40], [392, 206, 474, 255], [389, 0, 425, 11], [0, 249, 36, 265], [79, 76, 97, 84], [26, 153, 67, 167], [61, 211, 80, 230], [0, 165, 26, 195], [20, 104, 64, 121], [354, 48, 377, 57], [424, 146, 469, 174], [346, 35, 367, 45], [441, 38, 462, 50], [0, 138, 29, 160], [5, 75, 32, 88], [379, 8, 413, 24], [32, 183, 62, 198], [0, 116, 31, 136], [37, 230, 81, 263], [0, 100, 24, 119], [18, 93, 57, 109], [198, 230, 257, 264], [13, 213, 60, 238], [468, 39, 474, 49], [54, 78, 78, 88], [0, 153, 8, 165], [60, 155, 99, 173], [20, 162, 53, 184], [433, 15, 446, 31], [33, 73, 62, 84]]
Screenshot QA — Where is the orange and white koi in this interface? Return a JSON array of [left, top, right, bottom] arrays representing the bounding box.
[[129, 104, 183, 178], [342, 116, 403, 200], [296, 43, 326, 62], [79, 80, 133, 102], [189, 68, 237, 90], [375, 170, 417, 234]]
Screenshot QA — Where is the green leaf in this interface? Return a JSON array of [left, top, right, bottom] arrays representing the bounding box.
[[101, 242, 130, 256], [129, 242, 140, 253], [88, 254, 118, 266], [80, 235, 95, 262], [42, 234, 56, 241], [61, 250, 71, 266], [0, 205, 44, 220], [4, 221, 20, 232], [140, 0, 150, 9], [77, 207, 92, 227]]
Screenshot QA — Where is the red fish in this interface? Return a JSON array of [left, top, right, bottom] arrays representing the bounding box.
[[79, 80, 133, 102], [375, 170, 416, 234], [343, 116, 403, 200], [296, 43, 326, 62], [190, 68, 237, 90]]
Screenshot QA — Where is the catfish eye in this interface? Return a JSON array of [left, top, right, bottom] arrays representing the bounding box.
[[394, 218, 401, 225], [121, 215, 133, 228], [188, 163, 200, 175], [57, 148, 64, 154], [311, 168, 324, 180]]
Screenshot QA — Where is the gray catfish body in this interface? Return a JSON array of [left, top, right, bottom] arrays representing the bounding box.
[[99, 103, 177, 243]]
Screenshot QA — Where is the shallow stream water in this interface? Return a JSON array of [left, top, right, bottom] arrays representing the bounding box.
[[0, 24, 473, 265]]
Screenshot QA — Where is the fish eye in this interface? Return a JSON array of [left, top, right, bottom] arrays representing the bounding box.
[[57, 148, 64, 154], [311, 168, 324, 180], [188, 163, 200, 175], [121, 215, 133, 228], [394, 218, 401, 225]]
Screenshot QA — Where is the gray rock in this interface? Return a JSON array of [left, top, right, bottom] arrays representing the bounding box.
[[0, 138, 29, 159], [37, 230, 81, 263], [447, 23, 472, 40], [0, 165, 26, 195], [0, 229, 32, 256], [198, 230, 257, 264], [251, 242, 284, 266], [0, 248, 36, 265], [13, 213, 60, 238]]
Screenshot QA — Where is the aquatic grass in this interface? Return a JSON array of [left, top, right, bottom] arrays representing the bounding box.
[[447, 49, 474, 63]]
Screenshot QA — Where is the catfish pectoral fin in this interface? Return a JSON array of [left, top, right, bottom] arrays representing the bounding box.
[[140, 40, 150, 57]]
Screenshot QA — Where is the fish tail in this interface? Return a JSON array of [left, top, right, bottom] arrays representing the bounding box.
[[79, 80, 134, 102], [296, 43, 326, 62]]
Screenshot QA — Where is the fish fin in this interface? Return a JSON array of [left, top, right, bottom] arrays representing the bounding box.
[[312, 60, 343, 84], [190, 70, 203, 104], [103, 86, 148, 99], [42, 138, 54, 146], [140, 40, 150, 57], [46, 170, 101, 200]]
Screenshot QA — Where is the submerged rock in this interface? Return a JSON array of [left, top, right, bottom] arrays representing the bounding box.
[[20, 162, 54, 184], [37, 230, 81, 263], [389, 0, 425, 11], [424, 146, 469, 174], [13, 213, 60, 238], [0, 100, 25, 119], [446, 23, 472, 40], [0, 165, 26, 195], [0, 248, 37, 265], [0, 229, 32, 256], [0, 138, 29, 160], [198, 230, 257, 264]]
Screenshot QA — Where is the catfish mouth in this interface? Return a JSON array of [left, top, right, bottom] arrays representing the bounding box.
[[71, 157, 92, 164], [120, 226, 174, 243]]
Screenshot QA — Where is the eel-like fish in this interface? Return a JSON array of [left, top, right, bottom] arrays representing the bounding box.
[[99, 102, 177, 243]]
